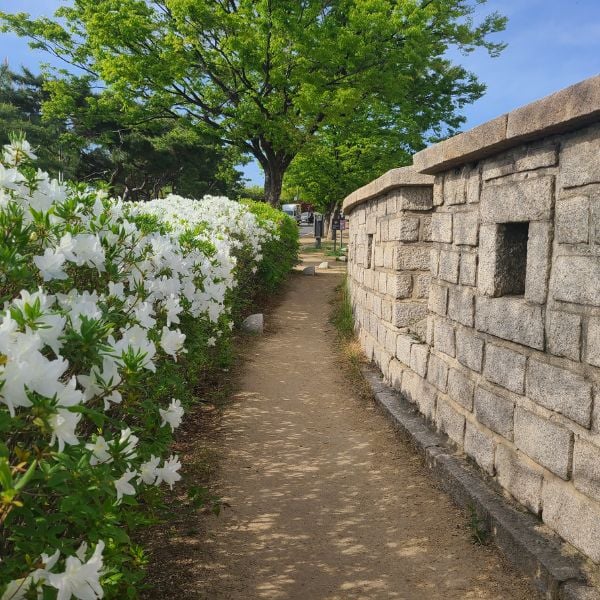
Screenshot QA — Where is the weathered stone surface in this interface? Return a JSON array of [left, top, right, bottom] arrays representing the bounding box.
[[543, 477, 600, 563], [526, 359, 592, 427], [459, 252, 477, 287], [302, 265, 316, 276], [366, 214, 377, 234], [430, 249, 440, 277], [560, 123, 600, 189], [525, 221, 552, 304], [395, 246, 430, 271], [482, 155, 514, 181], [552, 255, 600, 307], [547, 311, 581, 362], [428, 282, 448, 316], [342, 166, 434, 213], [413, 115, 508, 174], [556, 196, 590, 244], [466, 171, 481, 204], [474, 387, 514, 441], [389, 272, 412, 299], [483, 344, 526, 394], [514, 407, 573, 479], [476, 224, 498, 296], [480, 176, 554, 223], [397, 186, 434, 211], [464, 422, 495, 475], [475, 296, 544, 350], [447, 286, 474, 327], [436, 397, 465, 445], [410, 343, 429, 377], [427, 353, 449, 392], [421, 214, 432, 241], [389, 216, 420, 241], [433, 175, 444, 206], [393, 302, 428, 328], [434, 318, 456, 357], [396, 333, 414, 365], [431, 212, 453, 243], [453, 211, 478, 246], [448, 368, 474, 410], [443, 169, 468, 205], [573, 438, 600, 503], [413, 273, 430, 299], [401, 369, 437, 420], [515, 142, 559, 172], [241, 313, 264, 334], [318, 261, 329, 269], [438, 250, 460, 284], [560, 581, 600, 600], [456, 328, 484, 373], [387, 358, 404, 389], [495, 444, 544, 514], [585, 317, 600, 368]]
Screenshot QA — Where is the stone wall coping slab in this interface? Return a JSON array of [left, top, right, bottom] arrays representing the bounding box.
[[413, 74, 600, 174], [342, 165, 434, 213]]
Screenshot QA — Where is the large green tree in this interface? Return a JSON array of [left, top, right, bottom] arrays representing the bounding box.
[[284, 99, 418, 234], [1, 0, 506, 205]]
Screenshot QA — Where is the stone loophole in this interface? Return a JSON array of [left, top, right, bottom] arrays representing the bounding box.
[[493, 222, 529, 297]]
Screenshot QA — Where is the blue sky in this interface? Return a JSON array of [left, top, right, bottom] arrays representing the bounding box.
[[1, 0, 599, 186]]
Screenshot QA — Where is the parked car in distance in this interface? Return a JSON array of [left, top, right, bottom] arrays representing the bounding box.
[[282, 203, 302, 222], [300, 212, 314, 224]]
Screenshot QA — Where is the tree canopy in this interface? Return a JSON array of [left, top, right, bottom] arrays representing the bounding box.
[[0, 64, 243, 199], [1, 0, 506, 205]]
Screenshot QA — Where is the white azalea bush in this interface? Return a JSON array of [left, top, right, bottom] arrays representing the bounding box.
[[0, 138, 298, 599]]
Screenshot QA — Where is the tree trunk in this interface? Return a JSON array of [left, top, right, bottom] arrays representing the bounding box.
[[264, 164, 284, 207]]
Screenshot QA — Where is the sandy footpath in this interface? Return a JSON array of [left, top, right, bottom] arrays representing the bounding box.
[[145, 245, 538, 600]]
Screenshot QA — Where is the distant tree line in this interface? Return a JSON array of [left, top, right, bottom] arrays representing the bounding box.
[[0, 64, 244, 200]]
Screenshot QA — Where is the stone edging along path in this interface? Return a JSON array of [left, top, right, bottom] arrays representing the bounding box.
[[360, 364, 600, 600]]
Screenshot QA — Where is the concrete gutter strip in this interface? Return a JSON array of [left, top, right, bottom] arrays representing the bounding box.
[[341, 166, 434, 214], [360, 364, 600, 600], [413, 74, 600, 174]]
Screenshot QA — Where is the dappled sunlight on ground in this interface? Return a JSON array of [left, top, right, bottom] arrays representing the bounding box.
[[144, 242, 537, 600]]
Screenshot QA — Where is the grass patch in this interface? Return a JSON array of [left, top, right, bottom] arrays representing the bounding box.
[[329, 277, 373, 401]]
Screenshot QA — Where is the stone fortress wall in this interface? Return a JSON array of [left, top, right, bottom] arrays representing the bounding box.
[[343, 75, 600, 564]]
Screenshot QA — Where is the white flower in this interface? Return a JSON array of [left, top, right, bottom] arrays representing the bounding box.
[[114, 470, 137, 503], [85, 436, 112, 466], [78, 358, 121, 407], [134, 302, 156, 329], [165, 296, 182, 326], [117, 428, 138, 462], [207, 336, 217, 347], [107, 281, 125, 300], [3, 138, 37, 164], [1, 578, 31, 600], [49, 409, 81, 452], [56, 377, 84, 408], [34, 248, 68, 281], [159, 398, 184, 432], [160, 326, 186, 360], [69, 233, 106, 272], [138, 455, 160, 485], [155, 455, 182, 490], [47, 540, 104, 600]]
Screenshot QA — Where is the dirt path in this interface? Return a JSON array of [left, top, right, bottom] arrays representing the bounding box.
[[150, 246, 539, 600]]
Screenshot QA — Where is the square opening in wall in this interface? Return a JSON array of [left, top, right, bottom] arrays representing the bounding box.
[[493, 222, 529, 296]]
